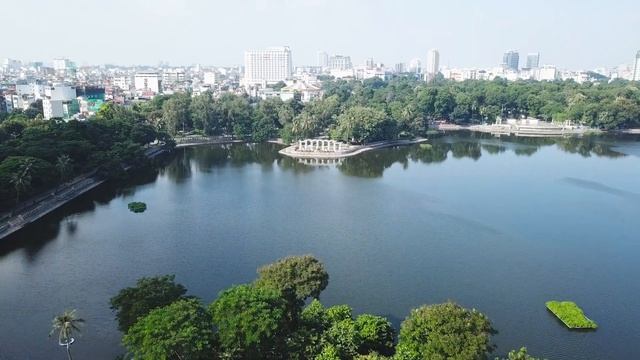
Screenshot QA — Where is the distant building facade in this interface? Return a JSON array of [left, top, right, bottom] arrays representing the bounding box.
[[426, 49, 440, 79], [502, 50, 519, 70], [134, 72, 162, 95], [526, 53, 540, 69], [244, 46, 293, 85], [328, 55, 352, 71]]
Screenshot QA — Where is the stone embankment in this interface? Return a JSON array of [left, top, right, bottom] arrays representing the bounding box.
[[0, 146, 170, 241]]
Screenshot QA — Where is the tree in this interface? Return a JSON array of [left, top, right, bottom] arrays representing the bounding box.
[[395, 302, 495, 360], [55, 154, 73, 182], [354, 314, 395, 356], [110, 275, 187, 332], [190, 91, 220, 135], [123, 298, 216, 360], [10, 158, 34, 204], [208, 284, 289, 359], [49, 309, 84, 360], [162, 94, 192, 134], [255, 255, 329, 302], [331, 106, 397, 144]]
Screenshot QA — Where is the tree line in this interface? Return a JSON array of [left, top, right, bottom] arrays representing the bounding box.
[[95, 255, 542, 360], [0, 105, 168, 210], [2, 76, 637, 209], [150, 77, 640, 146]]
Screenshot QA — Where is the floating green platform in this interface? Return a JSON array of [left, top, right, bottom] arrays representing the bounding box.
[[128, 202, 147, 213], [546, 301, 597, 329]]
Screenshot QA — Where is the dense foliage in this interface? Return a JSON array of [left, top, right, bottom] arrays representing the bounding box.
[[0, 105, 167, 210], [255, 254, 329, 301], [395, 302, 495, 360], [109, 274, 187, 332], [141, 77, 640, 148], [113, 255, 540, 360], [123, 298, 216, 360]]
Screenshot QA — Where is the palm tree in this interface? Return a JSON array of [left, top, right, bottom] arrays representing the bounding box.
[[49, 309, 84, 360], [55, 154, 73, 182], [10, 158, 35, 205]]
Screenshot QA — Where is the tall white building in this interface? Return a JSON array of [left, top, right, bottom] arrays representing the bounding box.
[[426, 49, 440, 77], [633, 50, 640, 81], [244, 46, 293, 85]]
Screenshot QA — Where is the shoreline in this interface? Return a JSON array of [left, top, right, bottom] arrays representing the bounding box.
[[0, 146, 171, 241], [278, 138, 429, 159]]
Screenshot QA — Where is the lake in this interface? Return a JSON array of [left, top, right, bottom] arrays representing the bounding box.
[[1, 132, 639, 360]]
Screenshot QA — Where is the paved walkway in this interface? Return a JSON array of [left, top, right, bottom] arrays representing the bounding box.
[[0, 145, 171, 241], [279, 138, 429, 159]]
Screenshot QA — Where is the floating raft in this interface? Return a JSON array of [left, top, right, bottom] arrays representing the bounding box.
[[546, 301, 597, 329]]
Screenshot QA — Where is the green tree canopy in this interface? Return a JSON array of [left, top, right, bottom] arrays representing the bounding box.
[[331, 106, 397, 144], [109, 274, 187, 332], [208, 284, 289, 359], [255, 255, 329, 302], [396, 302, 495, 360], [123, 298, 216, 360]]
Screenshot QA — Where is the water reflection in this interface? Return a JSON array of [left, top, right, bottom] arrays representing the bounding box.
[[0, 167, 162, 260], [1, 134, 634, 258]]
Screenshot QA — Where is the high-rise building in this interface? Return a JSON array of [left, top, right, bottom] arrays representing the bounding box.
[[502, 50, 519, 71], [408, 58, 422, 74], [365, 58, 375, 69], [244, 46, 293, 85], [426, 49, 440, 76], [328, 55, 352, 71], [394, 63, 406, 74], [526, 53, 540, 69], [633, 50, 640, 81], [317, 51, 329, 68]]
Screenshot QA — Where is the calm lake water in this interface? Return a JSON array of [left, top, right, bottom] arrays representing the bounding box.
[[1, 132, 639, 360]]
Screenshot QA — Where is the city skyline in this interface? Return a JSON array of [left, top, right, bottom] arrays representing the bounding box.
[[1, 0, 638, 69]]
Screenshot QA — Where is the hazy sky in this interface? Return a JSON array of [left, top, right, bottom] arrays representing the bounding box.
[[1, 0, 638, 69]]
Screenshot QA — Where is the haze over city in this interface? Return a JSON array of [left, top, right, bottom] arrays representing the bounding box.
[[1, 0, 639, 68]]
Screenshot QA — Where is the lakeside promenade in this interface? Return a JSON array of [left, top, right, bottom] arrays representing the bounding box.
[[0, 146, 169, 241]]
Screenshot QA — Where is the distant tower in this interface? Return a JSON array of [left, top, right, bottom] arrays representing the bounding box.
[[244, 46, 293, 85], [365, 58, 375, 69], [502, 50, 519, 70], [633, 50, 640, 81], [526, 53, 540, 69], [426, 49, 440, 78], [408, 58, 422, 74], [317, 51, 329, 68]]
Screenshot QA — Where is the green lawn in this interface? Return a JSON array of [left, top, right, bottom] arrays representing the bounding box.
[[546, 301, 597, 329]]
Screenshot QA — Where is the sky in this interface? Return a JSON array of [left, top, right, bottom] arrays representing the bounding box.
[[1, 0, 638, 69]]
